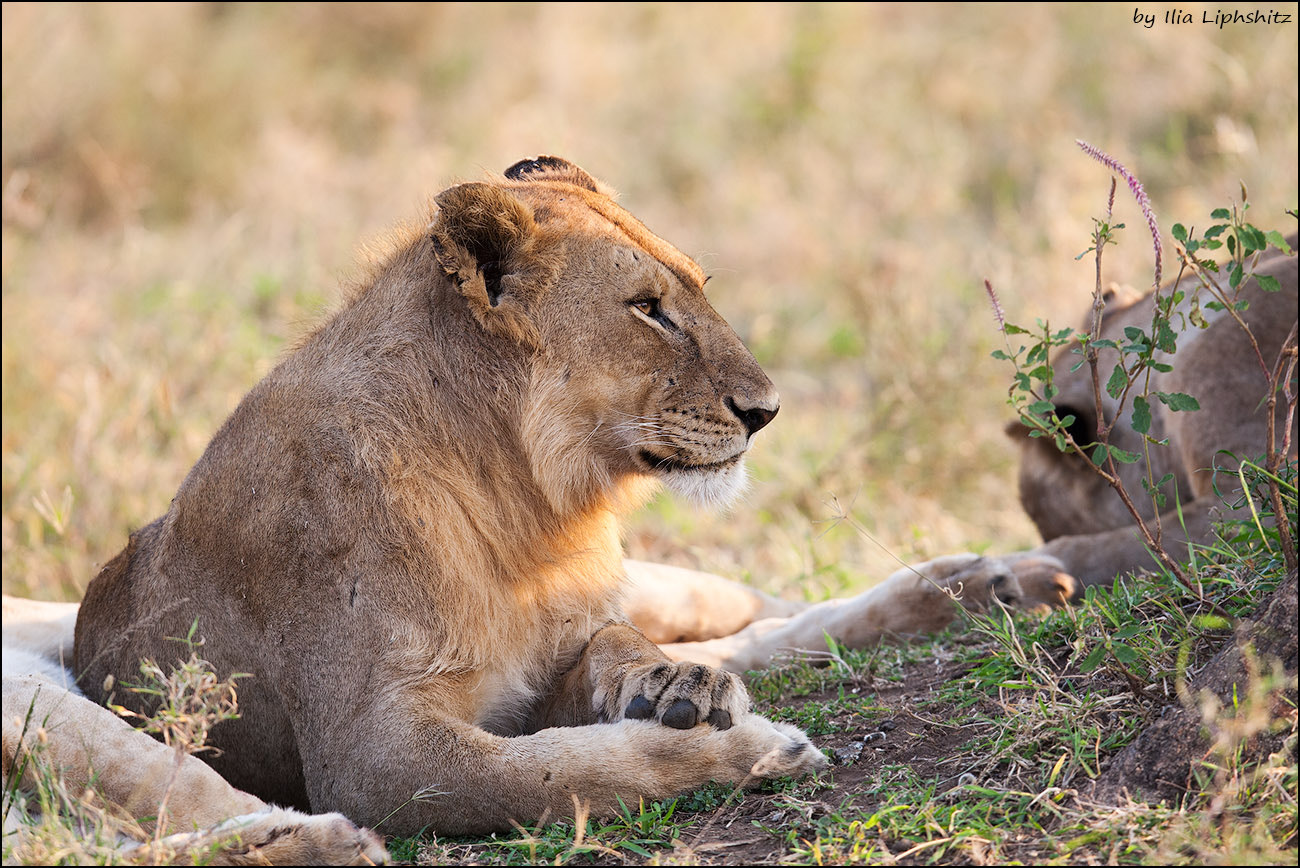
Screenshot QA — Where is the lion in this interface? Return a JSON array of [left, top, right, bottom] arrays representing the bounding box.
[[65, 156, 827, 840], [6, 156, 1066, 849], [1008, 236, 1297, 589]]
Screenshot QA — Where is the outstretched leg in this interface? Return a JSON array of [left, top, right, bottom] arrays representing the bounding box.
[[621, 558, 806, 643], [656, 555, 1039, 673]]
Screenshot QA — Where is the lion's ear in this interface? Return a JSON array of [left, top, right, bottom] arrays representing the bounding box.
[[430, 182, 542, 346], [504, 156, 611, 196]]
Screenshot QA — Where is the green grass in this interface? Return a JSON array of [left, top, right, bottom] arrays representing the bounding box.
[[3, 4, 1297, 865]]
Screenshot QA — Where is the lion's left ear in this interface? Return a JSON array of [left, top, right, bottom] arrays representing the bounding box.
[[430, 182, 543, 347]]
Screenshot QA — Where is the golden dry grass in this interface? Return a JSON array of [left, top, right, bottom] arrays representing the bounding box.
[[3, 3, 1297, 603]]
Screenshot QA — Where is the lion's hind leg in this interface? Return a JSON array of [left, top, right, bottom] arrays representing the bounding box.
[[119, 808, 389, 866], [622, 559, 805, 643], [3, 600, 389, 865], [660, 555, 1034, 673]]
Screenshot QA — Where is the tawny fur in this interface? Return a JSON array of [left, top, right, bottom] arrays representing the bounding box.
[[649, 554, 1028, 672], [71, 157, 823, 838], [2, 597, 389, 865]]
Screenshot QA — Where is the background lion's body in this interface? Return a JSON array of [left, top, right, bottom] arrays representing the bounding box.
[[1012, 241, 1298, 586]]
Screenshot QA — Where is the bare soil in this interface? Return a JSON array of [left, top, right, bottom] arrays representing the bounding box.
[[675, 658, 992, 865]]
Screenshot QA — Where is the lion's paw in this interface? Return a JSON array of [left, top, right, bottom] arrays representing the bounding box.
[[746, 720, 829, 779], [206, 808, 389, 865], [1002, 552, 1077, 611], [699, 714, 828, 784], [905, 553, 1021, 612], [604, 660, 749, 731], [915, 552, 1077, 613]]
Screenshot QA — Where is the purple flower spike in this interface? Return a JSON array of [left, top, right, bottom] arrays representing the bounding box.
[[1076, 139, 1163, 289], [984, 278, 1006, 333]]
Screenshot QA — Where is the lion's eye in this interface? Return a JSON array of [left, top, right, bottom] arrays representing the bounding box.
[[631, 297, 676, 331]]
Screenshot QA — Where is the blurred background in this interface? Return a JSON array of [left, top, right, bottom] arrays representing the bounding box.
[[3, 3, 1297, 603]]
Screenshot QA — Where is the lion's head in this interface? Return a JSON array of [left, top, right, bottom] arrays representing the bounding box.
[[427, 156, 778, 515]]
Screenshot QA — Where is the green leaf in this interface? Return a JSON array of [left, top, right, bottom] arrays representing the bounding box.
[[1004, 323, 1029, 335], [1204, 223, 1228, 238], [1090, 443, 1109, 466], [1108, 446, 1141, 464], [1106, 364, 1127, 399], [1080, 643, 1107, 673], [1028, 400, 1056, 416], [990, 349, 1011, 360], [1131, 396, 1151, 433], [1265, 230, 1293, 254], [1111, 643, 1140, 665], [1229, 262, 1243, 289], [1171, 223, 1188, 243], [1210, 208, 1231, 220], [1155, 391, 1200, 411], [1140, 476, 1168, 508], [1256, 274, 1280, 293], [1123, 326, 1147, 343], [1192, 614, 1232, 630], [1155, 320, 1177, 353], [1092, 339, 1118, 350], [1245, 225, 1268, 252]]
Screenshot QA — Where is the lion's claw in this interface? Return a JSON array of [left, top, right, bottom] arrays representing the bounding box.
[[608, 659, 748, 730]]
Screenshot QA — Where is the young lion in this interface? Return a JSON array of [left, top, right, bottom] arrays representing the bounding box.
[[71, 157, 826, 838]]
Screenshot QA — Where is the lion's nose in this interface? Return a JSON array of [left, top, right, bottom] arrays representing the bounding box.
[[726, 395, 780, 437]]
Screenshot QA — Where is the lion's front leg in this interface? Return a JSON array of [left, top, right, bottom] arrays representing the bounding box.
[[535, 622, 749, 732]]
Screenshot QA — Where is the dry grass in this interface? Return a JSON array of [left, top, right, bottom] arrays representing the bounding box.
[[3, 3, 1297, 604], [4, 645, 251, 865]]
